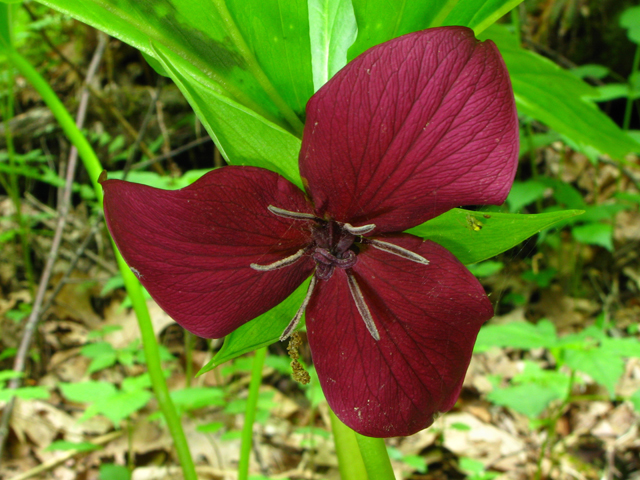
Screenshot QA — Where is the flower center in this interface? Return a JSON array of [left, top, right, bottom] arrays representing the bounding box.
[[311, 220, 358, 280], [250, 205, 429, 342]]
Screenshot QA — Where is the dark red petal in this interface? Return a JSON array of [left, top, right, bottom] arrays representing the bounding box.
[[306, 235, 493, 437], [102, 166, 315, 338], [300, 26, 518, 232]]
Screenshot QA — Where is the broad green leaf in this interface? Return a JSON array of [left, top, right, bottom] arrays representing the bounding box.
[[488, 362, 570, 418], [564, 348, 624, 398], [152, 42, 303, 188], [37, 0, 306, 134], [506, 180, 547, 212], [99, 464, 131, 480], [621, 6, 640, 44], [0, 4, 10, 49], [59, 381, 117, 403], [570, 64, 609, 80], [83, 389, 153, 425], [348, 0, 457, 60], [406, 208, 583, 265], [348, 0, 522, 60], [474, 319, 558, 352], [483, 25, 640, 160], [487, 383, 562, 418], [308, 0, 357, 91], [442, 0, 524, 35], [0, 386, 49, 401], [170, 387, 226, 411], [571, 223, 614, 252], [200, 278, 311, 372]]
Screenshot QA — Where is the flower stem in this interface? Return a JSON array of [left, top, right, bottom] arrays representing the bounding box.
[[329, 410, 369, 480], [355, 433, 396, 480], [238, 347, 267, 480], [7, 45, 198, 480], [623, 43, 640, 131]]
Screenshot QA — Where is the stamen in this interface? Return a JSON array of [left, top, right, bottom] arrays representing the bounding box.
[[346, 272, 380, 341], [280, 275, 317, 341], [343, 222, 376, 235], [250, 248, 306, 271], [365, 239, 429, 265], [268, 205, 318, 221]]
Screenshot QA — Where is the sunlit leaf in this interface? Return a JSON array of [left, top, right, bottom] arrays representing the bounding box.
[[201, 278, 311, 372], [406, 208, 583, 265], [308, 0, 357, 91], [151, 42, 302, 188]]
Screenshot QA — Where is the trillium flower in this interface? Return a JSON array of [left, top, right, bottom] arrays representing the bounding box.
[[101, 26, 518, 437]]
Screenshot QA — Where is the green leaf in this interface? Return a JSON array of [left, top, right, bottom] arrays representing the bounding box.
[[620, 6, 640, 44], [151, 42, 303, 189], [474, 319, 558, 352], [570, 64, 609, 80], [488, 383, 560, 418], [571, 223, 614, 252], [406, 208, 583, 265], [483, 24, 640, 160], [487, 362, 570, 418], [37, 0, 306, 134], [467, 260, 504, 278], [348, 0, 454, 60], [442, 0, 525, 35], [99, 464, 131, 480], [84, 389, 153, 425], [348, 0, 521, 60], [170, 387, 226, 411], [196, 421, 225, 433], [564, 348, 624, 398], [201, 278, 311, 371], [0, 386, 50, 401], [506, 180, 547, 212], [308, 0, 357, 91], [59, 381, 117, 403]]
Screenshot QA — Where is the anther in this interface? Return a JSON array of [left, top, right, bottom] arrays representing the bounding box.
[[268, 205, 318, 221], [346, 272, 380, 341], [343, 222, 376, 235], [364, 239, 429, 265], [250, 248, 306, 271], [280, 275, 317, 341]]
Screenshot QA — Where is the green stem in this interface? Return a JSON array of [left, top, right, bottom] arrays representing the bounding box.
[[2, 79, 35, 293], [6, 46, 198, 480], [329, 410, 369, 480], [355, 433, 396, 480], [238, 347, 267, 480], [209, 0, 304, 136], [623, 43, 640, 131], [118, 252, 197, 479], [511, 6, 521, 45]]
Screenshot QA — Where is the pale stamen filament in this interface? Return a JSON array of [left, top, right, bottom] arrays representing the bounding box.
[[365, 239, 429, 265], [268, 205, 318, 221], [346, 272, 380, 341], [280, 275, 318, 341], [250, 248, 306, 271], [343, 222, 376, 235]]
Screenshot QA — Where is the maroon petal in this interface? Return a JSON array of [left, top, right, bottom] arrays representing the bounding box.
[[306, 234, 493, 437], [101, 166, 315, 338], [300, 26, 518, 232]]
